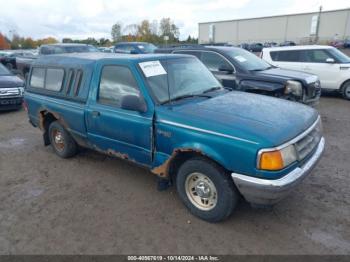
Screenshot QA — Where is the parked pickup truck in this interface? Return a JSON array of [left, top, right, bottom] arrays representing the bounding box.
[[156, 46, 321, 105], [0, 63, 24, 110], [17, 43, 98, 79], [24, 53, 325, 222]]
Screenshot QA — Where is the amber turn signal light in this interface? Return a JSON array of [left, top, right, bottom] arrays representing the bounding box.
[[259, 150, 284, 171]]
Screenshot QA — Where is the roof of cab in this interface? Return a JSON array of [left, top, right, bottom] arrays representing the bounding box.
[[33, 52, 191, 67]]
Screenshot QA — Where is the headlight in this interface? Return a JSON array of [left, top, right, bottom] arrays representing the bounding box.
[[285, 80, 302, 97], [19, 87, 24, 95], [258, 144, 297, 171]]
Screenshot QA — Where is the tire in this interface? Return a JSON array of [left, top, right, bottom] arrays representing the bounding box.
[[48, 121, 78, 158], [176, 157, 239, 222], [341, 81, 350, 100]]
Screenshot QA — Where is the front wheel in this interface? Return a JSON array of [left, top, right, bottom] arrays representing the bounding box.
[[176, 157, 239, 222], [341, 81, 350, 100]]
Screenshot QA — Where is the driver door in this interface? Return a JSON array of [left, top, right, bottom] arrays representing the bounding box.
[[86, 64, 153, 166]]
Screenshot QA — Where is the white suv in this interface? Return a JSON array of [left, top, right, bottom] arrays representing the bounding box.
[[261, 45, 350, 100]]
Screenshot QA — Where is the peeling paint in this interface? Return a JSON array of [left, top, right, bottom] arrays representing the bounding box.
[[93, 146, 137, 164], [38, 110, 69, 132], [151, 148, 203, 178]]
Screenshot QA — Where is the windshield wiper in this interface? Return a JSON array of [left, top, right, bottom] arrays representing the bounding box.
[[161, 94, 211, 105], [202, 86, 222, 94]]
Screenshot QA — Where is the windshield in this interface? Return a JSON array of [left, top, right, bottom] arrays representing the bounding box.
[[142, 57, 222, 104], [225, 48, 272, 71], [138, 43, 157, 53], [328, 48, 350, 63], [0, 64, 11, 75]]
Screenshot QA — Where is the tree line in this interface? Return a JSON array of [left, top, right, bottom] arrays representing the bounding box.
[[0, 33, 58, 50], [0, 17, 197, 50]]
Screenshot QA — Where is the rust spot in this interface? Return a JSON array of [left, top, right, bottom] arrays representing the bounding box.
[[93, 146, 137, 163], [106, 149, 130, 160], [38, 110, 70, 131], [151, 148, 203, 178]]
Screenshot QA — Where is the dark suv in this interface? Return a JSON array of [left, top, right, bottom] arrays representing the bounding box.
[[156, 46, 321, 105]]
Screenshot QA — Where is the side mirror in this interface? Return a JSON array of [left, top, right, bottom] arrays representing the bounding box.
[[121, 95, 147, 113], [218, 64, 233, 74], [326, 58, 335, 64]]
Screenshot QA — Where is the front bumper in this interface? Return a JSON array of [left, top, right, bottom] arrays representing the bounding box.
[[231, 137, 325, 205]]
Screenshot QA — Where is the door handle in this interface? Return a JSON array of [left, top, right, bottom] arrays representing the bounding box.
[[91, 111, 100, 117]]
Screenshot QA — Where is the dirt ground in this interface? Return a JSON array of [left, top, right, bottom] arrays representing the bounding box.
[[0, 95, 349, 255]]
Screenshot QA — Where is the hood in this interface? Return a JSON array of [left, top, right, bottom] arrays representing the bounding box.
[[254, 67, 318, 84], [0, 75, 24, 88], [157, 91, 318, 147]]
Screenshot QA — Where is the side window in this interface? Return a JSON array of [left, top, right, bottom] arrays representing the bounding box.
[[271, 51, 302, 62], [98, 66, 140, 107], [201, 52, 233, 71], [73, 70, 83, 96], [115, 45, 136, 54], [305, 50, 331, 63], [45, 68, 64, 91], [30, 68, 45, 88], [270, 51, 279, 61]]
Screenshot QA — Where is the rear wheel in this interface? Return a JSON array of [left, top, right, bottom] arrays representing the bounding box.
[[341, 81, 350, 100], [176, 157, 239, 222], [49, 121, 78, 158]]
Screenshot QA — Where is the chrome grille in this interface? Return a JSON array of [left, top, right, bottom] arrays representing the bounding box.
[[0, 88, 20, 97], [306, 81, 321, 99], [295, 120, 322, 161]]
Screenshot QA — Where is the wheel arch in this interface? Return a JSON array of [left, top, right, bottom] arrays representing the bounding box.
[[152, 144, 231, 182], [38, 109, 68, 146], [340, 79, 350, 90]]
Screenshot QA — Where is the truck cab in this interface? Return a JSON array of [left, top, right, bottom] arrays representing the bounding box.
[[24, 53, 324, 222]]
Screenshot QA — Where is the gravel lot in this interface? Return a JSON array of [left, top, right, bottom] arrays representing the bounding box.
[[0, 95, 349, 255]]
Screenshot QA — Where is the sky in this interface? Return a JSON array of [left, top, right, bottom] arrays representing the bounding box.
[[0, 0, 349, 41]]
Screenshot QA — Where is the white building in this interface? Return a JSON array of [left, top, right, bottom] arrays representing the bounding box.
[[198, 8, 350, 45]]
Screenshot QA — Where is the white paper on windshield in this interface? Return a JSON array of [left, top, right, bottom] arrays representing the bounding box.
[[139, 61, 167, 77], [234, 56, 247, 62]]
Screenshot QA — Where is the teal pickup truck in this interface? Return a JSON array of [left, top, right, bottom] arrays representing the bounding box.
[[24, 53, 325, 222]]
